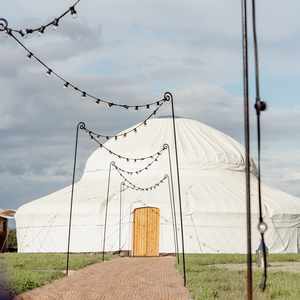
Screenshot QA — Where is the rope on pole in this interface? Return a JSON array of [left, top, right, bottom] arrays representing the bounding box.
[[251, 0, 268, 291]]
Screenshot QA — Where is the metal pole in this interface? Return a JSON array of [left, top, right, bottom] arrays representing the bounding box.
[[102, 161, 114, 261], [166, 175, 179, 263], [241, 1, 253, 299], [164, 92, 186, 286], [164, 144, 179, 264], [119, 181, 125, 253], [66, 121, 85, 276]]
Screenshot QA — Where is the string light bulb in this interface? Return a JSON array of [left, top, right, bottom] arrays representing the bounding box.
[[39, 26, 45, 35], [81, 92, 86, 98], [64, 82, 69, 88], [46, 69, 52, 76], [27, 52, 33, 59], [70, 6, 78, 19], [53, 18, 59, 28]]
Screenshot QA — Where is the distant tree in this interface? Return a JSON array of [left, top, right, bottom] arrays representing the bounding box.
[[7, 229, 17, 251]]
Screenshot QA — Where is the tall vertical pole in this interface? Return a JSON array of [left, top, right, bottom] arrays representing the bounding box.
[[102, 161, 114, 261], [164, 144, 179, 264], [164, 92, 186, 286], [119, 181, 125, 253], [241, 1, 253, 299], [66, 121, 85, 276], [166, 175, 179, 264]]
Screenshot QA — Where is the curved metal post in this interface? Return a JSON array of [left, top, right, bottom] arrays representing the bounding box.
[[166, 175, 179, 263], [102, 161, 115, 261], [66, 121, 85, 276], [119, 181, 125, 253], [164, 92, 186, 286], [164, 144, 179, 264], [241, 1, 253, 299]]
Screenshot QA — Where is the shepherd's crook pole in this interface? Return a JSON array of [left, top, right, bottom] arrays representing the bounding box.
[[102, 161, 115, 261], [164, 144, 179, 264], [66, 121, 85, 276], [241, 0, 253, 299], [164, 92, 186, 286], [166, 175, 179, 263], [119, 181, 125, 253]]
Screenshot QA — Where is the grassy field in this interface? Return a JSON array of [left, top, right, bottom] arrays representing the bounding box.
[[178, 254, 300, 300], [0, 253, 111, 295]]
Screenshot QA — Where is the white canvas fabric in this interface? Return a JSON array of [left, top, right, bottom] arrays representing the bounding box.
[[16, 118, 300, 253]]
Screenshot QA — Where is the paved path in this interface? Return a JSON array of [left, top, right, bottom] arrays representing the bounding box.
[[16, 257, 189, 300]]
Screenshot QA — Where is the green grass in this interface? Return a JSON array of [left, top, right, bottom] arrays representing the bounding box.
[[178, 254, 300, 300], [0, 253, 111, 295]]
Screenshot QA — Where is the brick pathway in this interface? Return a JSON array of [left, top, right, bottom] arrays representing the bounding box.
[[16, 257, 189, 300]]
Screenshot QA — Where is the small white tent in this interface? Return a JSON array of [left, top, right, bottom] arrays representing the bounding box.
[[16, 118, 300, 253]]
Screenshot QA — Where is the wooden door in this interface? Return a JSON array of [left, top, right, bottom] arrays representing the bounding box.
[[133, 207, 160, 256]]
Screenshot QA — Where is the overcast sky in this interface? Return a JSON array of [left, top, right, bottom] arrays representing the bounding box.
[[1, 0, 300, 210]]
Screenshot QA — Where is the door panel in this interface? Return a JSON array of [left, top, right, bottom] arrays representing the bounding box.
[[133, 207, 160, 256]]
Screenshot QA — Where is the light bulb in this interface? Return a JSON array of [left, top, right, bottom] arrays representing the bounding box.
[[39, 26, 45, 35], [53, 19, 59, 28], [70, 6, 78, 19], [257, 221, 268, 234]]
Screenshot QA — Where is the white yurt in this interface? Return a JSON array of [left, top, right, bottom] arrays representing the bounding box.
[[15, 117, 300, 254]]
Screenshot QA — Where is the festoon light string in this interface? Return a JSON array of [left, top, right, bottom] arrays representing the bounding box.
[[112, 147, 166, 175], [82, 125, 166, 162], [0, 21, 169, 110], [110, 145, 165, 178], [2, 0, 80, 37], [86, 103, 164, 141], [114, 166, 168, 192], [251, 0, 268, 291]]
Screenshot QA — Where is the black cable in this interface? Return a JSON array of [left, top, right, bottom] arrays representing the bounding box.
[[83, 127, 166, 162], [1, 27, 169, 110], [117, 171, 168, 191], [5, 0, 81, 37], [251, 0, 268, 291], [113, 147, 166, 175], [86, 103, 164, 140]]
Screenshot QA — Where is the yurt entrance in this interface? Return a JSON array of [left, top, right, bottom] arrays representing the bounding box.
[[132, 207, 160, 257]]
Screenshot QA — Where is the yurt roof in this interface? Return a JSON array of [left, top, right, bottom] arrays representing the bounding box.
[[16, 118, 300, 218]]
